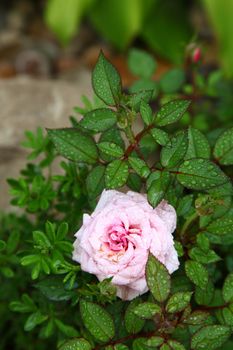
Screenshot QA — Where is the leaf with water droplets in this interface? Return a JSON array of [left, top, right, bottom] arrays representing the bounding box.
[[146, 254, 171, 302], [156, 100, 191, 127], [161, 130, 188, 169], [185, 127, 211, 159], [191, 325, 230, 350], [195, 279, 214, 306], [147, 171, 171, 208], [185, 261, 208, 290], [223, 273, 233, 303], [97, 142, 124, 158], [92, 51, 122, 105], [124, 299, 145, 334], [130, 90, 153, 112], [166, 291, 192, 313], [80, 108, 117, 132], [140, 100, 153, 125], [60, 338, 91, 350], [150, 127, 169, 146], [86, 165, 105, 199], [206, 213, 233, 236], [183, 310, 209, 325], [133, 302, 161, 319], [214, 127, 233, 165], [168, 339, 186, 350], [47, 128, 98, 164], [80, 300, 115, 342], [128, 156, 150, 178], [105, 160, 129, 189], [177, 159, 229, 190]]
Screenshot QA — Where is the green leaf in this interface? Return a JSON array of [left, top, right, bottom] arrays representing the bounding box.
[[156, 100, 191, 127], [186, 127, 211, 159], [80, 108, 117, 132], [60, 338, 92, 350], [206, 213, 233, 235], [33, 231, 51, 249], [166, 292, 192, 313], [6, 230, 20, 254], [189, 247, 221, 264], [35, 277, 74, 302], [86, 165, 105, 199], [185, 261, 208, 289], [128, 156, 150, 178], [168, 339, 186, 350], [223, 273, 233, 302], [214, 127, 233, 165], [177, 159, 229, 190], [147, 171, 170, 207], [0, 240, 6, 251], [47, 128, 98, 164], [105, 160, 129, 188], [146, 337, 164, 347], [124, 299, 145, 334], [127, 173, 142, 192], [130, 90, 153, 111], [146, 254, 171, 302], [55, 319, 79, 337], [161, 131, 188, 168], [24, 311, 48, 331], [150, 128, 169, 146], [191, 325, 230, 350], [92, 51, 121, 105], [128, 48, 156, 78], [80, 300, 115, 342], [9, 294, 36, 313], [160, 69, 185, 93], [140, 101, 153, 125], [99, 128, 125, 162], [183, 310, 209, 325], [98, 142, 124, 158], [133, 302, 161, 319], [195, 280, 214, 306]]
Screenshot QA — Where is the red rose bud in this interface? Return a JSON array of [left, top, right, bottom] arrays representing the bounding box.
[[192, 47, 202, 63]]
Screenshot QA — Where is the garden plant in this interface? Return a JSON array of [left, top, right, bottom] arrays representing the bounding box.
[[1, 50, 233, 350]]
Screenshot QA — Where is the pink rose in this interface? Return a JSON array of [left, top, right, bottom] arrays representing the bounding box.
[[73, 190, 179, 300]]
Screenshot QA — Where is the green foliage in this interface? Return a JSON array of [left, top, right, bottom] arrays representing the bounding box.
[[1, 51, 233, 350]]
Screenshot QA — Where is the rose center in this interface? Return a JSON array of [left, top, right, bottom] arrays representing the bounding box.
[[106, 223, 142, 251]]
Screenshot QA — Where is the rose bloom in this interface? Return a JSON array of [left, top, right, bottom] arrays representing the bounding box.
[[73, 190, 179, 300]]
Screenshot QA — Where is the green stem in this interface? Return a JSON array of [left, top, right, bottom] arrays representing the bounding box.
[[180, 211, 199, 239]]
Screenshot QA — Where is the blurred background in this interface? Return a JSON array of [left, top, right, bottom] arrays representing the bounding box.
[[0, 0, 233, 210]]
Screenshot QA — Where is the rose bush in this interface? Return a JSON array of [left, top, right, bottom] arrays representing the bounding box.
[[73, 190, 179, 300]]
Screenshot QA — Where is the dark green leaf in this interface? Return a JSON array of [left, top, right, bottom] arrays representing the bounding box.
[[166, 292, 192, 313], [105, 160, 129, 188], [98, 142, 124, 158], [186, 127, 211, 159], [189, 247, 221, 264], [47, 128, 98, 164], [195, 280, 214, 306], [223, 273, 233, 303], [156, 100, 191, 127], [150, 128, 169, 146], [130, 90, 153, 111], [86, 165, 105, 199], [124, 299, 145, 334], [168, 339, 186, 350], [92, 51, 121, 105], [80, 300, 115, 342], [0, 240, 6, 251], [146, 254, 171, 302], [55, 319, 79, 337], [183, 310, 209, 325], [177, 159, 229, 190], [161, 130, 188, 168], [128, 156, 150, 178], [140, 101, 153, 125], [191, 325, 230, 350], [133, 302, 161, 319], [147, 171, 170, 207], [34, 277, 74, 301], [24, 311, 48, 331], [214, 127, 233, 165], [206, 214, 233, 235], [185, 261, 208, 289], [80, 108, 117, 132], [160, 69, 185, 93], [128, 48, 156, 78], [60, 338, 92, 350], [127, 173, 142, 192]]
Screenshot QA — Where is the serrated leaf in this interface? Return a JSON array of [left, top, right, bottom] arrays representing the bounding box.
[[128, 156, 150, 178], [105, 160, 129, 189], [189, 247, 220, 264], [156, 100, 191, 127], [185, 261, 208, 289], [80, 300, 115, 342], [60, 338, 92, 350], [191, 325, 230, 350], [186, 127, 211, 159], [161, 131, 188, 168], [133, 302, 161, 319], [166, 292, 192, 313], [177, 159, 229, 190], [47, 128, 98, 164], [98, 142, 124, 158], [146, 254, 171, 302], [124, 299, 145, 334], [150, 128, 169, 146], [223, 273, 233, 303], [80, 108, 117, 132], [206, 214, 233, 235], [86, 165, 105, 199], [130, 90, 153, 111], [140, 101, 153, 125], [92, 51, 121, 105], [99, 128, 125, 162], [147, 171, 170, 207], [214, 127, 233, 165]]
